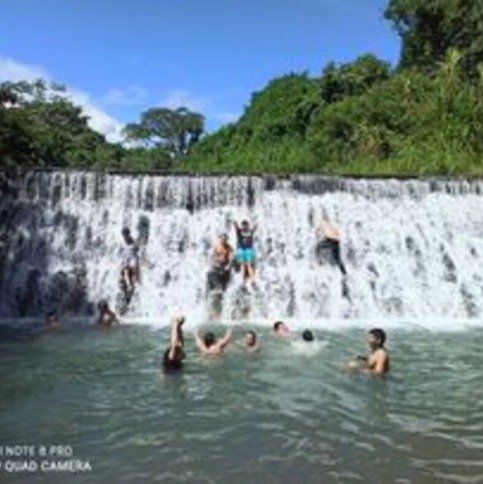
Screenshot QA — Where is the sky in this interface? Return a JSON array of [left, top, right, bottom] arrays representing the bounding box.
[[0, 0, 400, 141]]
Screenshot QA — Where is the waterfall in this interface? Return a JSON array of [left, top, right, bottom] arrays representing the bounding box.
[[1, 170, 482, 324]]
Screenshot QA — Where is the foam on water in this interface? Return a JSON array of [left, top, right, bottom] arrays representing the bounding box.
[[1, 171, 482, 329]]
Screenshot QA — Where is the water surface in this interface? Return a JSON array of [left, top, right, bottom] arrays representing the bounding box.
[[1, 323, 482, 483]]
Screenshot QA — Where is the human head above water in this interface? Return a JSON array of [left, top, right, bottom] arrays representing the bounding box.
[[367, 328, 386, 349], [241, 219, 249, 229], [203, 332, 216, 348], [121, 227, 130, 238], [273, 321, 289, 335], [245, 330, 257, 347], [219, 233, 229, 243], [302, 329, 314, 342]]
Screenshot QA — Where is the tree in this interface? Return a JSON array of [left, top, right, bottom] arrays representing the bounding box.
[[385, 0, 483, 76], [320, 54, 391, 103], [123, 106, 205, 158], [0, 79, 120, 168]]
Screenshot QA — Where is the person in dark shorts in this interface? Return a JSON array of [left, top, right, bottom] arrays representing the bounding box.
[[315, 217, 346, 275], [207, 233, 233, 293]]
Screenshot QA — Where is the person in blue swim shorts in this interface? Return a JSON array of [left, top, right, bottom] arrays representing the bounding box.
[[233, 219, 257, 286]]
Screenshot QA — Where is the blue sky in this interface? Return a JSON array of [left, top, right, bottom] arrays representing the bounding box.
[[0, 0, 400, 140]]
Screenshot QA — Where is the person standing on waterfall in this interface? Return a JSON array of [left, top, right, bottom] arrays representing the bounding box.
[[207, 233, 234, 293], [315, 215, 347, 276], [120, 227, 139, 295], [233, 219, 257, 287]]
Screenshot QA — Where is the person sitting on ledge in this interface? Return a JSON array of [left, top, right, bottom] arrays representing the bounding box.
[[195, 328, 232, 356], [96, 300, 120, 327]]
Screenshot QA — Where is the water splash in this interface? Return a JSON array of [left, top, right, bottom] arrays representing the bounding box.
[[1, 171, 482, 324]]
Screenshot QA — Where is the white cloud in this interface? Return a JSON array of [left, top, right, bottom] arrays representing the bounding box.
[[0, 55, 124, 142], [102, 86, 148, 107], [0, 56, 48, 81], [215, 111, 240, 125], [160, 89, 208, 112], [159, 89, 240, 129]]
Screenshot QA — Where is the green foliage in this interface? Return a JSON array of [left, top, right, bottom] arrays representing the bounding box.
[[123, 106, 205, 157], [385, 0, 483, 76], [0, 80, 117, 168], [2, 0, 483, 175], [183, 48, 483, 175], [320, 54, 391, 103]]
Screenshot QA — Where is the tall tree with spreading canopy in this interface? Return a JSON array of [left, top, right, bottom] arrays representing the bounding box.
[[123, 106, 205, 158]]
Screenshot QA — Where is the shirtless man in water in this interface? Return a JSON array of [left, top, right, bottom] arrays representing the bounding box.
[[96, 300, 120, 327], [195, 328, 232, 355], [347, 328, 390, 375]]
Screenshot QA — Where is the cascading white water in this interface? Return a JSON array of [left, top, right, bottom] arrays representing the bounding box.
[[1, 170, 482, 324]]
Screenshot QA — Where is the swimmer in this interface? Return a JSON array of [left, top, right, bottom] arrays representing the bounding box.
[[315, 215, 347, 275], [120, 227, 139, 293], [292, 329, 326, 355], [346, 328, 389, 375], [43, 310, 61, 330], [163, 314, 186, 372], [96, 300, 120, 327], [272, 321, 290, 337], [243, 330, 260, 353], [233, 219, 257, 286], [302, 329, 314, 342], [170, 314, 185, 349], [195, 328, 232, 356]]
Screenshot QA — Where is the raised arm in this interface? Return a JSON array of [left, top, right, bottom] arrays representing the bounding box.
[[217, 328, 232, 350], [170, 318, 181, 348], [194, 331, 207, 353]]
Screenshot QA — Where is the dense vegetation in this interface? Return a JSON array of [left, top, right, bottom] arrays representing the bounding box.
[[1, 0, 482, 174]]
